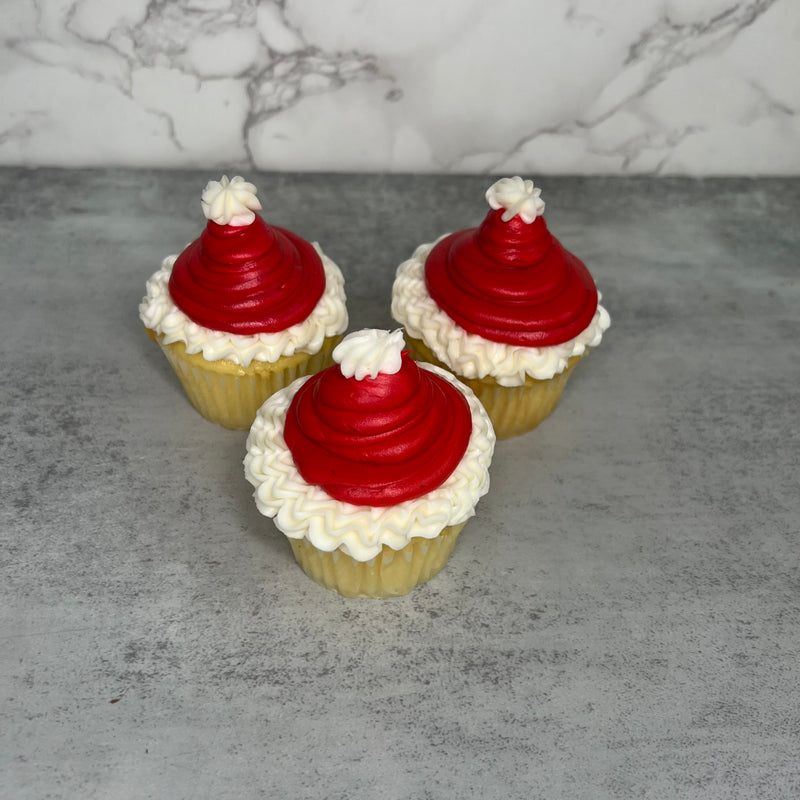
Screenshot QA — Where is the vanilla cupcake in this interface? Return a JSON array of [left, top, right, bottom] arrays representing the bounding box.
[[140, 176, 348, 429], [392, 177, 610, 439], [244, 329, 495, 598]]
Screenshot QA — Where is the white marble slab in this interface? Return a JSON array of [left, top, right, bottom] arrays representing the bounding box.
[[1, 0, 798, 174]]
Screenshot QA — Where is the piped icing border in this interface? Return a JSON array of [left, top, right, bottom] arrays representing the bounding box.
[[392, 239, 610, 387], [243, 363, 495, 562], [139, 245, 348, 367]]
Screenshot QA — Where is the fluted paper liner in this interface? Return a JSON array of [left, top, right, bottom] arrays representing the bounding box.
[[146, 329, 341, 430], [403, 334, 583, 439], [289, 523, 466, 598]]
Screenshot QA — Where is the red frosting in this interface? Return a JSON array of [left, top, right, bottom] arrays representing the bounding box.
[[283, 353, 473, 507], [168, 215, 326, 334], [425, 208, 598, 346]]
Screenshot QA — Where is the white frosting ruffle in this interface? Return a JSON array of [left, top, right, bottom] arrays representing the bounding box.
[[243, 364, 495, 562], [391, 240, 610, 387], [139, 244, 348, 367]]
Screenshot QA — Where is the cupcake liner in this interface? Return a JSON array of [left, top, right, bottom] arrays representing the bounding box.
[[467, 363, 580, 439], [147, 331, 341, 430], [404, 333, 583, 439], [288, 523, 467, 598]]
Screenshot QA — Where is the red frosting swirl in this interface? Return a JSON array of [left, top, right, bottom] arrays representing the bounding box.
[[168, 215, 326, 334], [283, 353, 473, 506], [425, 208, 598, 346]]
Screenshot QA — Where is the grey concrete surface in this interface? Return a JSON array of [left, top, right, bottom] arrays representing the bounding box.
[[1, 170, 798, 800]]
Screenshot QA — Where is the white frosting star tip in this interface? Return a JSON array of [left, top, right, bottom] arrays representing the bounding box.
[[201, 174, 262, 226], [485, 176, 545, 223], [333, 328, 406, 381]]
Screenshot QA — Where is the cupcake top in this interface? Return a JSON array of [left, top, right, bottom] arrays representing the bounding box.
[[244, 329, 495, 561], [140, 175, 348, 366], [392, 177, 610, 385]]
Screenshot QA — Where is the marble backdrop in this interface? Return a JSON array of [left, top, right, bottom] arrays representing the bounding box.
[[1, 0, 798, 174]]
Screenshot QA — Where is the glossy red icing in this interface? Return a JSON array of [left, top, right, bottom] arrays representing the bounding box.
[[168, 215, 325, 334], [425, 208, 598, 346], [283, 353, 472, 506]]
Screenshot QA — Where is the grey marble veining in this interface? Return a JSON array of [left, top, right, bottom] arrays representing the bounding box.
[[1, 0, 799, 174], [1, 169, 799, 799]]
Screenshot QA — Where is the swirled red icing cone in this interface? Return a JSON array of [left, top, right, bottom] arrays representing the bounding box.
[[283, 329, 473, 506], [425, 177, 599, 346], [168, 175, 325, 334]]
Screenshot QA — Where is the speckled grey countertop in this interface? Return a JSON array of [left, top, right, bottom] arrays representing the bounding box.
[[2, 170, 799, 800]]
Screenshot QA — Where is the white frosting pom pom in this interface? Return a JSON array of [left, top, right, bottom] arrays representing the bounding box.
[[201, 175, 263, 226], [485, 176, 545, 223], [333, 329, 406, 380]]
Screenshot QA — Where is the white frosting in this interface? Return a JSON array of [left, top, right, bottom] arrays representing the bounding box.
[[333, 328, 405, 380], [201, 175, 263, 226], [243, 364, 495, 562], [391, 240, 610, 387], [139, 245, 348, 367], [485, 176, 545, 223]]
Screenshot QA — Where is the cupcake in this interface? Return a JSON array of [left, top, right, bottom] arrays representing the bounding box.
[[392, 177, 610, 439], [244, 329, 495, 598], [140, 175, 348, 429]]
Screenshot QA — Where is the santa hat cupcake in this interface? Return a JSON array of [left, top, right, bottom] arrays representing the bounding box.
[[140, 176, 348, 429], [392, 176, 610, 438], [244, 328, 495, 598]]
